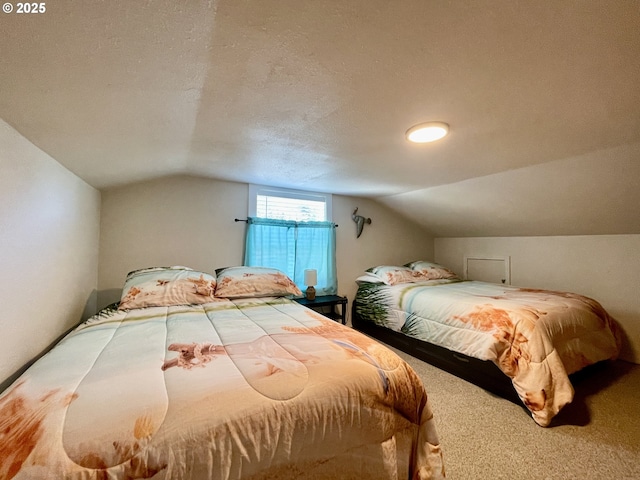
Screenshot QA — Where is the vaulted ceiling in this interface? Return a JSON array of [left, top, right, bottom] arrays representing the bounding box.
[[2, 1, 639, 236]]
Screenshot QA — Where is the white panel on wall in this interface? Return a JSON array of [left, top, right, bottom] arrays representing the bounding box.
[[464, 255, 511, 285]]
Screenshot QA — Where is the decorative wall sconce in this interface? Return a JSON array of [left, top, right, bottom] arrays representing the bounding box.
[[352, 208, 371, 238]]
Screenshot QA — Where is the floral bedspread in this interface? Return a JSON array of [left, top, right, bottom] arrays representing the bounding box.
[[355, 280, 621, 427], [0, 297, 445, 479]]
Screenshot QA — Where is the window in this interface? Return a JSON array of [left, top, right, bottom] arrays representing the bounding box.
[[245, 185, 337, 296], [249, 184, 332, 222]]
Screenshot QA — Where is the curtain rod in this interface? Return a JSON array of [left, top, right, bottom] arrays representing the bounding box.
[[234, 218, 338, 227]]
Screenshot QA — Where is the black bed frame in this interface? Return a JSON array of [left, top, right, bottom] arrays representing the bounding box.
[[351, 300, 524, 406]]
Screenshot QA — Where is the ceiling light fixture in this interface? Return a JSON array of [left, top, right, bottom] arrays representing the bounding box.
[[405, 122, 449, 143]]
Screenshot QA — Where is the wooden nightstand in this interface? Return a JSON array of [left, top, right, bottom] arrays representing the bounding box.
[[295, 295, 348, 324]]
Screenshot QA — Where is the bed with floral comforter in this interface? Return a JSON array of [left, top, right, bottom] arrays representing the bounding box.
[[0, 266, 445, 480], [353, 262, 621, 427]]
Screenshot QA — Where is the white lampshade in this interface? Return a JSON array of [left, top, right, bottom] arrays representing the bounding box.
[[304, 269, 317, 286]]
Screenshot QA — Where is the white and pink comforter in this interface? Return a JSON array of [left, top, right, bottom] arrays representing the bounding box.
[[0, 297, 445, 479], [355, 280, 621, 426]]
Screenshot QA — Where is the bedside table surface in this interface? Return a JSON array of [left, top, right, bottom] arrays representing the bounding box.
[[294, 295, 348, 324], [295, 295, 347, 307]]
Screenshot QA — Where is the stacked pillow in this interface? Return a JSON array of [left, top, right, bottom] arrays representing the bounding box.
[[214, 266, 302, 299], [118, 266, 217, 310], [118, 265, 302, 310], [403, 260, 459, 281], [358, 261, 460, 286]]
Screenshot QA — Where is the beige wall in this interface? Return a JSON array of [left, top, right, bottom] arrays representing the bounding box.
[[0, 120, 100, 384], [434, 236, 640, 364], [98, 175, 435, 320], [98, 175, 247, 305], [332, 195, 435, 307]]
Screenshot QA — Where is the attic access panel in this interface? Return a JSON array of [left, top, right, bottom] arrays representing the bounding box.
[[463, 255, 511, 285]]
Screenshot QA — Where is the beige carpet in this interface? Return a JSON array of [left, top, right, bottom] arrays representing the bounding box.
[[389, 346, 640, 479]]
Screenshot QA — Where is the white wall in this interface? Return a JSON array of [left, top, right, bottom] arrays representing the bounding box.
[[98, 175, 435, 319], [435, 236, 640, 364], [0, 119, 101, 384]]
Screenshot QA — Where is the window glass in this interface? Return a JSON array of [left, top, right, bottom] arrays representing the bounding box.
[[249, 184, 332, 221]]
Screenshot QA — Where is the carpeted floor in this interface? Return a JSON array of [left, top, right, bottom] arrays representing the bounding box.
[[389, 346, 640, 479]]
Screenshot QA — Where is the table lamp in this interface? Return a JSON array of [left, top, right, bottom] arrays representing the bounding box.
[[304, 269, 317, 300]]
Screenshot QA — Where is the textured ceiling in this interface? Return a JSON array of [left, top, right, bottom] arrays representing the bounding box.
[[2, 1, 639, 236]]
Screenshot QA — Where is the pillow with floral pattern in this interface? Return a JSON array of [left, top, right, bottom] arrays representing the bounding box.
[[404, 260, 460, 280], [365, 265, 425, 285], [215, 266, 302, 298], [118, 266, 217, 310]]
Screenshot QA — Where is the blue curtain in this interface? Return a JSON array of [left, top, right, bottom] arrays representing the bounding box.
[[244, 217, 337, 296]]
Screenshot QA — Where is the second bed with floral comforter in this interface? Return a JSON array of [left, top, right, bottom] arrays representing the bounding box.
[[354, 263, 621, 427]]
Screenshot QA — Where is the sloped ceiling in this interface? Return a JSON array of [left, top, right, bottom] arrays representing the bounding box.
[[1, 0, 639, 236]]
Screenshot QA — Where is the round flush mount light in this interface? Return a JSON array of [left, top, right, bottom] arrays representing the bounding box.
[[405, 122, 449, 143]]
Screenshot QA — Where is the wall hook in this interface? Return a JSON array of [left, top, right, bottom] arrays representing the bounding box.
[[352, 207, 371, 238]]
